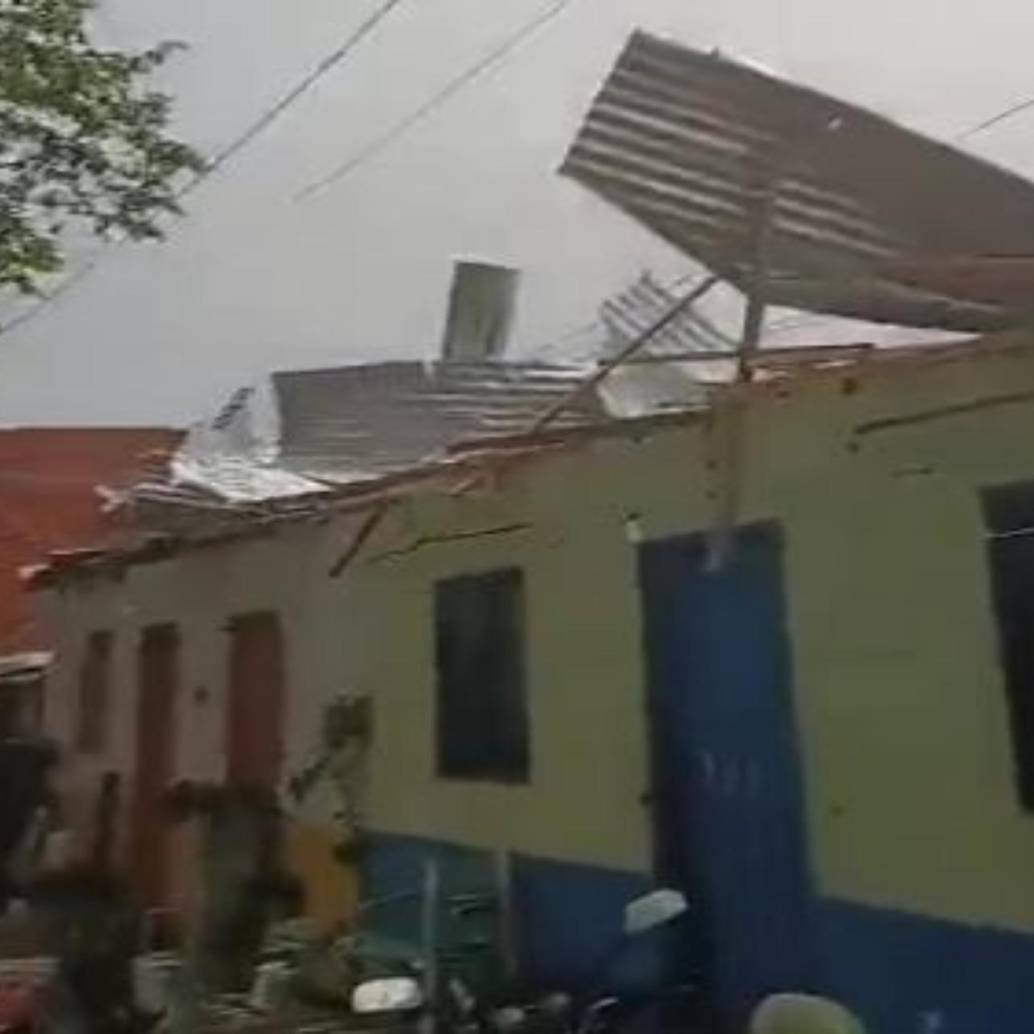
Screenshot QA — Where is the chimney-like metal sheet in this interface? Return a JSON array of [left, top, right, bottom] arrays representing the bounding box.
[[440, 261, 519, 362]]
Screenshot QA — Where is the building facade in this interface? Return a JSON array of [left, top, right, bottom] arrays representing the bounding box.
[[34, 334, 1034, 1031]]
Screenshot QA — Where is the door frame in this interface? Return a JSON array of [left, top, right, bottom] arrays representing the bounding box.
[[131, 622, 180, 907], [637, 522, 817, 1020], [225, 610, 286, 791]]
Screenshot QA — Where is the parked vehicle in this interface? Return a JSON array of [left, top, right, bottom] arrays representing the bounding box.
[[501, 889, 698, 1034], [350, 887, 695, 1034]]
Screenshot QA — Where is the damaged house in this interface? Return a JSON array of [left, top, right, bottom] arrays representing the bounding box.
[[29, 30, 1034, 1034]]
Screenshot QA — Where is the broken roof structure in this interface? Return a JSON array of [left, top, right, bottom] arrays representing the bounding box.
[[29, 29, 1034, 583], [561, 31, 1034, 333], [136, 354, 710, 515], [159, 360, 611, 505], [135, 267, 724, 513], [32, 332, 1028, 586]]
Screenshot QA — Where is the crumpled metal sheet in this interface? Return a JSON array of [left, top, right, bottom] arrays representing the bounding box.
[[137, 283, 732, 512], [130, 361, 605, 508], [561, 31, 1034, 332], [142, 353, 712, 509], [272, 360, 607, 485], [166, 381, 327, 504]]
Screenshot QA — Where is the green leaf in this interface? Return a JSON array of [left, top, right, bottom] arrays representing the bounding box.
[[0, 0, 201, 299]]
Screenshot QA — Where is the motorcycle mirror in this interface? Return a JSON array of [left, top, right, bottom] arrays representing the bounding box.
[[623, 888, 688, 935], [351, 977, 424, 1014]]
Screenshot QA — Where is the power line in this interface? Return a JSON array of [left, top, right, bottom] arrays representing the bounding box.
[[958, 95, 1034, 141], [0, 0, 408, 337], [295, 0, 578, 202], [185, 0, 407, 195], [0, 256, 103, 336]]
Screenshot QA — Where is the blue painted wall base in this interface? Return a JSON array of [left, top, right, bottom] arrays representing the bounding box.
[[362, 834, 1034, 1032], [362, 833, 658, 995], [819, 897, 1034, 1034]]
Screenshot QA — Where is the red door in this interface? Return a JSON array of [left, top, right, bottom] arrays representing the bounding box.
[[132, 623, 179, 905], [226, 612, 285, 790]]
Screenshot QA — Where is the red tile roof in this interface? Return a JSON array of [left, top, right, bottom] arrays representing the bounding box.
[[0, 428, 183, 654]]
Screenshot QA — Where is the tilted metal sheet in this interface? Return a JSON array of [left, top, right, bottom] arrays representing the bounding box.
[[562, 31, 1034, 332]]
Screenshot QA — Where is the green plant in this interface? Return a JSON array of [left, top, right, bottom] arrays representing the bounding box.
[[0, 0, 202, 295]]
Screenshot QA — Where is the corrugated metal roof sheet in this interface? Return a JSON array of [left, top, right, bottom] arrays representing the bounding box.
[[135, 347, 726, 512], [600, 272, 735, 355], [130, 360, 635, 510], [274, 360, 606, 483], [882, 256, 1034, 309], [561, 31, 1034, 333]]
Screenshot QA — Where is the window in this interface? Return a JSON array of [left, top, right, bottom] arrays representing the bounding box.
[[435, 568, 529, 782], [77, 631, 113, 753]]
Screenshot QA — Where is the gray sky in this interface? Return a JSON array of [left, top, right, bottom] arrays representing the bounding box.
[[2, 0, 1034, 426]]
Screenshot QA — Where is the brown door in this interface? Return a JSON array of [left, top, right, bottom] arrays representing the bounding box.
[[226, 612, 285, 790], [132, 623, 179, 906]]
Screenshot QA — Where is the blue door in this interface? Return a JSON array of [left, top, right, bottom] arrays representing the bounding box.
[[638, 524, 815, 1026]]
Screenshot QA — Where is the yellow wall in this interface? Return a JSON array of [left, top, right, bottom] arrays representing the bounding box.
[[38, 335, 1034, 937], [284, 822, 357, 931], [345, 336, 1034, 934]]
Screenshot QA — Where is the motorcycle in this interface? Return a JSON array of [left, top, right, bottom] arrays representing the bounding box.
[[497, 888, 697, 1034], [349, 887, 694, 1034]]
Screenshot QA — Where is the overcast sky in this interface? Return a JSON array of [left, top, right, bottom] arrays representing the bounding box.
[[2, 0, 1034, 426]]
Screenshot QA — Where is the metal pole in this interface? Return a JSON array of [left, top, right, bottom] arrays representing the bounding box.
[[450, 274, 722, 499], [496, 849, 518, 981], [530, 274, 721, 433], [737, 163, 777, 377], [419, 858, 440, 1034], [708, 165, 777, 570]]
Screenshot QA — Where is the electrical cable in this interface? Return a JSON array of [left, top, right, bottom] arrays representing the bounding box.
[[186, 0, 408, 195], [958, 95, 1034, 141], [295, 0, 577, 202]]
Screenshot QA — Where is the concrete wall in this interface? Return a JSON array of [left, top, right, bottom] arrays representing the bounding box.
[[37, 336, 1034, 941]]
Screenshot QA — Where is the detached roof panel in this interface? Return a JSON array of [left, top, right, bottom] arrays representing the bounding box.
[[562, 31, 1034, 332]]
